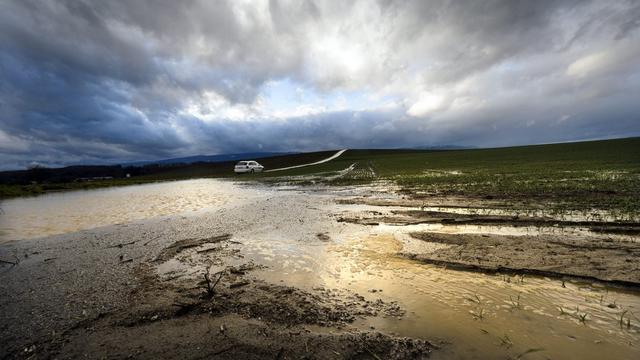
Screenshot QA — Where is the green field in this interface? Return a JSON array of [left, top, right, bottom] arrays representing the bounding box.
[[2, 138, 639, 216], [257, 137, 640, 215]]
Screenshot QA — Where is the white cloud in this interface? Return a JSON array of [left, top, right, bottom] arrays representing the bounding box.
[[0, 0, 639, 168], [407, 92, 448, 117], [567, 51, 610, 78]]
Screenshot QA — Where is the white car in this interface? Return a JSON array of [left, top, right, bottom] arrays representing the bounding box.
[[234, 160, 264, 174]]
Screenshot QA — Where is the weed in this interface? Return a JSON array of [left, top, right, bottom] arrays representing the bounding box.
[[203, 267, 224, 299]]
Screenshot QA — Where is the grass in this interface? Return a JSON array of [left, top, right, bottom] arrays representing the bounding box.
[[2, 138, 638, 218], [257, 137, 640, 218]]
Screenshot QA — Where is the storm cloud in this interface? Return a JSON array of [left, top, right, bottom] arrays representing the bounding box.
[[1, 0, 639, 169]]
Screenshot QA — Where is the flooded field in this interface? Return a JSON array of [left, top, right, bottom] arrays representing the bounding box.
[[213, 229, 640, 359], [1, 179, 639, 359], [0, 179, 268, 242]]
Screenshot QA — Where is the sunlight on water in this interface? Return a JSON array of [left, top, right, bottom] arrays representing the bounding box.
[[0, 179, 263, 242], [239, 231, 640, 359]]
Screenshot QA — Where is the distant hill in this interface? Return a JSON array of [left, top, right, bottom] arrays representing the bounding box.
[[411, 144, 472, 150], [122, 152, 293, 167]]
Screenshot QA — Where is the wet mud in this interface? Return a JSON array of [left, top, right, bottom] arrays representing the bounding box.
[[338, 196, 640, 286], [403, 232, 640, 286], [1, 180, 639, 359], [338, 208, 640, 231], [49, 234, 431, 359]]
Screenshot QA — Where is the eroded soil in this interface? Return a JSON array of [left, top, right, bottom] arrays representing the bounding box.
[[404, 232, 640, 286], [338, 196, 640, 286], [50, 234, 432, 360], [0, 186, 437, 360], [1, 181, 639, 359]]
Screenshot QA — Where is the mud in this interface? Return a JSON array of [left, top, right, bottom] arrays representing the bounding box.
[[338, 209, 640, 230], [336, 196, 640, 286], [1, 179, 639, 359], [46, 233, 431, 360], [0, 183, 435, 359], [403, 232, 640, 286], [59, 314, 433, 360]]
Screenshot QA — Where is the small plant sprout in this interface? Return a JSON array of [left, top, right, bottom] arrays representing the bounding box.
[[465, 293, 482, 304], [619, 310, 628, 329], [472, 307, 485, 321], [499, 334, 513, 348], [558, 306, 566, 315], [509, 294, 521, 309], [574, 306, 588, 324], [515, 348, 545, 359], [578, 313, 588, 324]]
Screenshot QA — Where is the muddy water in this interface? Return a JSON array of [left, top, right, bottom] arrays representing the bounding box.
[[0, 179, 268, 242], [2, 181, 639, 358], [236, 227, 640, 359]]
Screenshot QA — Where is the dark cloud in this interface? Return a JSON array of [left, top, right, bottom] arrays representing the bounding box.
[[0, 0, 639, 170]]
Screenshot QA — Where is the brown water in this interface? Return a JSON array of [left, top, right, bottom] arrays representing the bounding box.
[[235, 228, 640, 359], [2, 181, 639, 358], [0, 179, 267, 242]]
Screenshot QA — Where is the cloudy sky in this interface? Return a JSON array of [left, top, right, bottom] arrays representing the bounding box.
[[1, 0, 639, 169]]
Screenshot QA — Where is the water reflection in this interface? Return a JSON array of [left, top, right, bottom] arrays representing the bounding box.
[[241, 231, 639, 359], [0, 179, 264, 242]]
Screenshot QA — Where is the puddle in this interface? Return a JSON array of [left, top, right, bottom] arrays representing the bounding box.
[[5, 177, 638, 358], [227, 230, 639, 359], [0, 179, 271, 242]]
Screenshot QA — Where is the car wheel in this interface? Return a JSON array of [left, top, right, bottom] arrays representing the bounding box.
[[250, 169, 255, 173]]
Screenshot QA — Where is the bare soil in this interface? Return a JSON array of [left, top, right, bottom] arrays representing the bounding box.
[[338, 208, 640, 229], [403, 232, 640, 286], [337, 196, 640, 286], [0, 191, 436, 360], [2, 185, 638, 359], [46, 233, 432, 360]]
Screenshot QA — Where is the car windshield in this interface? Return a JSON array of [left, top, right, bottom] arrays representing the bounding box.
[[237, 161, 247, 165]]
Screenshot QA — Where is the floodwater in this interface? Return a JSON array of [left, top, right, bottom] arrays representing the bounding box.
[[239, 229, 640, 359], [1, 180, 639, 358], [0, 179, 266, 242]]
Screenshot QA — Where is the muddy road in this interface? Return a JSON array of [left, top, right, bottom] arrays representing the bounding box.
[[1, 179, 639, 359]]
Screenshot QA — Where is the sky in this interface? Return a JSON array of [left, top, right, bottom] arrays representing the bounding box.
[[0, 0, 639, 170]]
